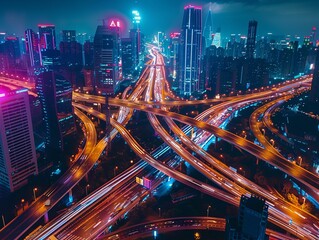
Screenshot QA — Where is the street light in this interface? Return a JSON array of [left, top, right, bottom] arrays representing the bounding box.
[[261, 128, 265, 135], [206, 205, 211, 217], [270, 139, 275, 146], [298, 156, 303, 166], [158, 207, 161, 217], [302, 197, 306, 209], [21, 199, 25, 211], [114, 166, 119, 177], [33, 187, 38, 201], [239, 167, 246, 176]]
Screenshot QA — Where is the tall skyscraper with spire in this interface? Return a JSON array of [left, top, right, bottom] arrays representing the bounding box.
[[203, 3, 213, 48], [179, 5, 202, 96], [246, 20, 258, 59]]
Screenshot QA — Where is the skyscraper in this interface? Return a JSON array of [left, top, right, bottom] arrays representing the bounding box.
[[38, 24, 56, 51], [310, 48, 319, 103], [238, 195, 268, 240], [246, 20, 258, 59], [203, 4, 213, 48], [62, 30, 76, 42], [25, 29, 41, 68], [36, 71, 75, 154], [121, 37, 133, 79], [93, 23, 120, 95], [0, 89, 38, 194], [179, 5, 202, 96]]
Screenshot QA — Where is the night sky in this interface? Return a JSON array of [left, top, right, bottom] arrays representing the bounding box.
[[1, 0, 319, 38]]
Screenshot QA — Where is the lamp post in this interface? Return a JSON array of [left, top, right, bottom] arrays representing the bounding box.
[[206, 205, 211, 217], [114, 166, 118, 177], [158, 207, 161, 217], [33, 187, 38, 201], [298, 156, 303, 167], [239, 167, 246, 176], [270, 139, 275, 146], [21, 199, 25, 211], [302, 197, 306, 209]]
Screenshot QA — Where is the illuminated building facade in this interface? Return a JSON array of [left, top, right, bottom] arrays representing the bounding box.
[[93, 22, 120, 95], [179, 5, 202, 96], [36, 71, 75, 153], [310, 49, 319, 103], [246, 20, 258, 59], [38, 24, 56, 51], [25, 29, 41, 67], [0, 89, 38, 193]]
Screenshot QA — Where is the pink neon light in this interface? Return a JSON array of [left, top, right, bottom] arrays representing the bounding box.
[[184, 5, 202, 10], [38, 24, 55, 28], [0, 93, 5, 98], [109, 20, 121, 28]]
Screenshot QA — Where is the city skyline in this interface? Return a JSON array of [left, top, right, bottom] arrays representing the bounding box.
[[1, 0, 319, 38]]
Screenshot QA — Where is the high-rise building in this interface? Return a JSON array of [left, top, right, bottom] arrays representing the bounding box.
[[169, 32, 180, 89], [226, 195, 268, 240], [62, 30, 76, 42], [179, 5, 202, 96], [38, 24, 56, 51], [59, 41, 83, 66], [203, 4, 213, 48], [121, 37, 133, 79], [93, 24, 120, 95], [25, 29, 41, 67], [84, 40, 94, 68], [0, 89, 38, 194], [238, 195, 268, 239], [246, 20, 258, 59], [310, 49, 319, 103], [1, 36, 21, 71], [311, 27, 317, 47], [212, 28, 221, 48], [36, 71, 75, 154]]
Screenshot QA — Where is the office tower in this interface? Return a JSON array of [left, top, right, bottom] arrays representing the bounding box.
[[0, 89, 38, 193], [246, 20, 258, 59], [311, 27, 317, 46], [36, 71, 75, 153], [41, 49, 61, 71], [2, 37, 21, 71], [121, 37, 133, 79], [59, 41, 83, 66], [238, 195, 268, 240], [93, 24, 120, 95], [84, 41, 94, 67], [212, 28, 221, 48], [310, 49, 319, 103], [169, 32, 180, 88], [203, 4, 213, 48], [179, 5, 202, 96], [130, 10, 142, 68], [62, 30, 76, 42], [38, 24, 56, 51], [25, 29, 41, 67]]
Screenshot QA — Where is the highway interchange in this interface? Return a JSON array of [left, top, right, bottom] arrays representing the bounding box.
[[0, 46, 319, 239]]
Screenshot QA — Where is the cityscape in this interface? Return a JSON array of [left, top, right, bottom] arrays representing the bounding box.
[[0, 0, 319, 239]]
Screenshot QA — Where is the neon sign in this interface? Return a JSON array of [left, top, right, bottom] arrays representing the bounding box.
[[109, 20, 121, 28]]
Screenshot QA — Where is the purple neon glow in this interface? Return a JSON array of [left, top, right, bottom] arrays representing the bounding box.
[[0, 93, 5, 98]]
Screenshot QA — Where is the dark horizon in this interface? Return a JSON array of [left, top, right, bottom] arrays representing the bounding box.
[[0, 0, 319, 39]]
